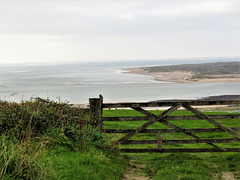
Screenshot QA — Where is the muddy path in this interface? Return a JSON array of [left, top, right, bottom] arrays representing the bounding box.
[[123, 160, 151, 180]]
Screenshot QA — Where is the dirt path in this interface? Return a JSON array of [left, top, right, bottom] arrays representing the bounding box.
[[221, 172, 236, 180], [213, 172, 237, 180], [123, 160, 151, 180]]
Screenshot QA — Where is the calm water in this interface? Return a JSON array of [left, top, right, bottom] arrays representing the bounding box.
[[1, 59, 240, 103]]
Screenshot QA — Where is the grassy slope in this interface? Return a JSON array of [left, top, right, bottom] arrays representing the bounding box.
[[103, 109, 240, 179], [43, 147, 127, 180], [0, 138, 127, 180]]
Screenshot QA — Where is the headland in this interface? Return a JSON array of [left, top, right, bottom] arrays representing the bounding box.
[[124, 61, 240, 83]]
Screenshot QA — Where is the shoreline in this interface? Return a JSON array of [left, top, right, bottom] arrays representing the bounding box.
[[124, 68, 240, 83]]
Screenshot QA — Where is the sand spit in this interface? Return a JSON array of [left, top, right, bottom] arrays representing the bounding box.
[[124, 68, 240, 83]]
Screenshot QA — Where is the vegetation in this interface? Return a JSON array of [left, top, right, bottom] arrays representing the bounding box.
[[126, 153, 240, 180], [0, 98, 126, 180], [140, 61, 240, 79], [1, 99, 239, 179]]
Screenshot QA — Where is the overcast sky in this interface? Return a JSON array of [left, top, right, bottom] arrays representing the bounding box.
[[0, 0, 240, 64]]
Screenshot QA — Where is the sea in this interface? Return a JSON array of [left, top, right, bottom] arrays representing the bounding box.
[[1, 58, 240, 104]]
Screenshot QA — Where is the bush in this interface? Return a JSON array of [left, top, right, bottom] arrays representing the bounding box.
[[0, 98, 89, 141], [0, 98, 124, 179], [0, 98, 120, 153]]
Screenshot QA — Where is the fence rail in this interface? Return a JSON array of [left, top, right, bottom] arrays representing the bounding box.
[[102, 114, 240, 121], [105, 127, 240, 133], [89, 95, 240, 153], [103, 100, 240, 108]]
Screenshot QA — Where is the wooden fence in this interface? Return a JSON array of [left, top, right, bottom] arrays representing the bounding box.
[[89, 95, 240, 153]]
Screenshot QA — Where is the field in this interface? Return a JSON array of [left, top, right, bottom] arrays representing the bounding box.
[[103, 109, 240, 180]]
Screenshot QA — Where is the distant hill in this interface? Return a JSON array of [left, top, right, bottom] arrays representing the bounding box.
[[125, 61, 240, 83], [141, 61, 240, 78], [200, 95, 240, 101]]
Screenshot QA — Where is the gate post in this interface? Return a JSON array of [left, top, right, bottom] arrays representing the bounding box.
[[89, 95, 103, 132]]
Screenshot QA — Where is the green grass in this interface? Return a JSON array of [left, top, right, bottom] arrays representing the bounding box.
[[42, 146, 127, 180], [103, 109, 240, 179], [0, 135, 127, 180], [125, 153, 240, 180]]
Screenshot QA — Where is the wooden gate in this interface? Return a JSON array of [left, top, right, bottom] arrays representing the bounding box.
[[89, 95, 240, 153]]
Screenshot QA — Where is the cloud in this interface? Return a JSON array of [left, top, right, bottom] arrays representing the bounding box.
[[1, 0, 239, 35], [0, 0, 239, 64], [150, 1, 238, 17], [116, 0, 239, 21]]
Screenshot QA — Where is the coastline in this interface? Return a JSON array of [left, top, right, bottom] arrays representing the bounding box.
[[124, 68, 240, 83]]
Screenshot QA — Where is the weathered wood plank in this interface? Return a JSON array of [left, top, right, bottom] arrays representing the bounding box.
[[182, 103, 240, 140], [120, 148, 240, 153], [89, 95, 103, 131], [158, 119, 223, 150], [102, 114, 240, 121], [103, 100, 240, 108], [117, 103, 181, 144], [131, 107, 155, 117], [104, 127, 240, 133], [129, 104, 224, 150], [99, 95, 103, 131], [102, 116, 147, 121], [99, 98, 240, 153], [122, 138, 240, 145]]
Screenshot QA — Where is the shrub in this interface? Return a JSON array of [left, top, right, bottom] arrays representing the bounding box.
[[0, 98, 89, 141], [0, 98, 123, 179]]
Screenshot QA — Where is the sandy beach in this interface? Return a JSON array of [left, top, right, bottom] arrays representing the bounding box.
[[125, 68, 240, 83]]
